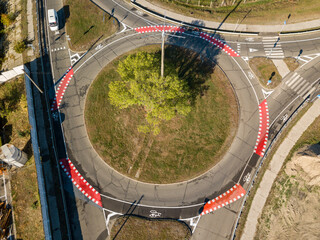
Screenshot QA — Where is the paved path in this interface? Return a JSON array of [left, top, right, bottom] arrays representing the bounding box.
[[241, 98, 320, 240], [134, 0, 320, 33], [272, 59, 290, 78]]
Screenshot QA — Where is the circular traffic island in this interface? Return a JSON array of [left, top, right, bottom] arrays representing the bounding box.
[[85, 45, 238, 184]]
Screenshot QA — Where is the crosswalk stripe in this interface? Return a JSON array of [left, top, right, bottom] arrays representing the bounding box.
[[286, 73, 299, 86], [302, 86, 316, 99], [297, 84, 311, 95], [290, 77, 303, 89], [292, 79, 306, 91]]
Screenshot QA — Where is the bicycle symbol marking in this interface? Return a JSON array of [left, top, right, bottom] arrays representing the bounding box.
[[149, 210, 162, 218], [248, 71, 254, 79], [243, 173, 251, 183], [280, 114, 288, 122]]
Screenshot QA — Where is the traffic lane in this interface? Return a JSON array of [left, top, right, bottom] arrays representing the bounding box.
[[193, 198, 243, 240]]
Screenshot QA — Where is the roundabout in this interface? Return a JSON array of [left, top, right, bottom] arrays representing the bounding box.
[[58, 28, 263, 218]]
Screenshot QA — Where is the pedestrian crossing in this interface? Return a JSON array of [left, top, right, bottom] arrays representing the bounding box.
[[262, 37, 284, 59], [285, 72, 316, 99]]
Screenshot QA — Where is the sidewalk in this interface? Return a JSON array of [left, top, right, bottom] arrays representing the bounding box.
[[134, 0, 320, 33], [240, 98, 320, 240]]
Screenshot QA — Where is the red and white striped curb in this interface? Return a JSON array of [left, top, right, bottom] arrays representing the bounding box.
[[51, 67, 74, 111], [201, 184, 246, 216], [254, 99, 269, 157], [133, 26, 240, 57], [199, 32, 240, 57], [59, 158, 102, 207], [134, 25, 185, 34]]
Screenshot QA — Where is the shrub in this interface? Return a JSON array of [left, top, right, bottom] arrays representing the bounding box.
[[14, 40, 27, 53], [1, 13, 15, 27]]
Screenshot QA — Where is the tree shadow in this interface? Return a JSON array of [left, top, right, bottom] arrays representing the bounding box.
[[166, 30, 224, 105]]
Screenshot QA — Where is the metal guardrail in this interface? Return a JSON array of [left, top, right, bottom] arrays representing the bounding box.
[[24, 65, 52, 239], [231, 96, 310, 240]]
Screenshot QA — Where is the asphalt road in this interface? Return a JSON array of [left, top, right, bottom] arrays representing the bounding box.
[[43, 0, 320, 238]]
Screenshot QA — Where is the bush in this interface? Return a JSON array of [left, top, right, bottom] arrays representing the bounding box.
[[1, 13, 15, 27], [14, 40, 27, 53]]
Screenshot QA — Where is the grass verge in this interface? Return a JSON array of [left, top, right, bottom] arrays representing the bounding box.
[[0, 77, 44, 239], [145, 0, 320, 25], [85, 44, 238, 183], [110, 216, 191, 240], [283, 57, 300, 72], [249, 57, 282, 89], [64, 0, 118, 52], [11, 157, 44, 240], [234, 102, 312, 240]]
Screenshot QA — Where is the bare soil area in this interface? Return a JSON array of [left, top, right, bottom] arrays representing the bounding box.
[[255, 144, 320, 240]]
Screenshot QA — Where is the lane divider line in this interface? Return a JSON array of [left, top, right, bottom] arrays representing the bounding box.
[[254, 99, 269, 157], [201, 184, 246, 216], [59, 158, 102, 207]]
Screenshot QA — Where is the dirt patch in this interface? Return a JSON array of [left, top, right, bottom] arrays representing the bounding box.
[[255, 144, 320, 240]]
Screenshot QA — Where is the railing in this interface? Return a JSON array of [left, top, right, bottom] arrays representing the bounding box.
[[24, 65, 52, 239]]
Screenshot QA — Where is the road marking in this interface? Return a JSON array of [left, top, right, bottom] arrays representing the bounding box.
[[262, 89, 273, 99], [249, 48, 258, 52]]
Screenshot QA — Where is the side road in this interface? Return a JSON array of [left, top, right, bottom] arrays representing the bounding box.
[[133, 0, 320, 33], [240, 98, 320, 240]]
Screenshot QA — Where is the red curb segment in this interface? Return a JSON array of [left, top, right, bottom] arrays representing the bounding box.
[[134, 25, 185, 33], [51, 67, 74, 111], [59, 158, 102, 207], [201, 184, 246, 216], [133, 26, 240, 57], [254, 99, 269, 157], [199, 32, 240, 57]]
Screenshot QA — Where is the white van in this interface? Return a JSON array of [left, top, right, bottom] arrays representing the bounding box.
[[48, 9, 59, 31]]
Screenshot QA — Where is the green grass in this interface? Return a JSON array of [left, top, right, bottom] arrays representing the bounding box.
[[249, 57, 282, 89], [110, 216, 191, 240], [11, 157, 44, 240], [64, 0, 118, 51], [85, 45, 238, 183], [283, 57, 300, 72], [146, 0, 320, 25]]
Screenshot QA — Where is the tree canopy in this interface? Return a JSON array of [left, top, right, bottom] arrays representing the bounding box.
[[108, 51, 191, 135]]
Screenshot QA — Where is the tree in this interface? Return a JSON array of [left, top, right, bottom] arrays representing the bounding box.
[[108, 52, 191, 135]]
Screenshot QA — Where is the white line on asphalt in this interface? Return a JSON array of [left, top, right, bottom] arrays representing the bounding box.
[[232, 57, 260, 105], [74, 32, 140, 73], [100, 193, 205, 208]]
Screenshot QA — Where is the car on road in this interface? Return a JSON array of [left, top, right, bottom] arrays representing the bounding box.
[[48, 9, 59, 31]]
